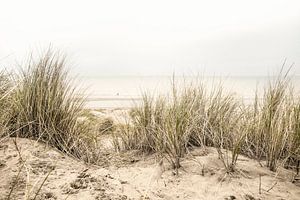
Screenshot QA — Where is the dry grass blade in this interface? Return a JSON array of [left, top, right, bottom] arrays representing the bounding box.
[[6, 162, 25, 200]]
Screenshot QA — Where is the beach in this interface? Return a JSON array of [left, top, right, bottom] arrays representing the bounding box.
[[1, 110, 300, 200], [82, 76, 300, 109], [1, 0, 300, 198], [1, 65, 300, 199]]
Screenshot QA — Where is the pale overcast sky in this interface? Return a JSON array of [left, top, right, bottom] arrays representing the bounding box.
[[0, 0, 299, 76]]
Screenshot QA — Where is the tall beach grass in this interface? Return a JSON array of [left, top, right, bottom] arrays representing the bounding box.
[[0, 70, 14, 138], [115, 71, 300, 173], [5, 50, 98, 163], [1, 50, 299, 175]]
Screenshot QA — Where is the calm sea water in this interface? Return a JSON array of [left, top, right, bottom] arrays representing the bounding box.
[[79, 76, 300, 109]]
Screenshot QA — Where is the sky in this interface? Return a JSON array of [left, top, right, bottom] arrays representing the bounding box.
[[0, 0, 300, 76]]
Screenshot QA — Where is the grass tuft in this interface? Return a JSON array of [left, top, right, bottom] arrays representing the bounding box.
[[114, 71, 300, 174], [8, 50, 96, 162]]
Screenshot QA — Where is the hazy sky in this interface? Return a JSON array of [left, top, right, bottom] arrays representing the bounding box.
[[1, 0, 300, 76]]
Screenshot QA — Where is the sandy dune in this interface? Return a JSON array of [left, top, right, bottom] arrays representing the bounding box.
[[0, 136, 299, 200]]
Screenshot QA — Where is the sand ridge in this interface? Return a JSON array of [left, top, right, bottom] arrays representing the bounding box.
[[0, 136, 299, 200]]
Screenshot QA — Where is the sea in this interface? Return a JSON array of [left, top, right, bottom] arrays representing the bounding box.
[[78, 76, 300, 109]]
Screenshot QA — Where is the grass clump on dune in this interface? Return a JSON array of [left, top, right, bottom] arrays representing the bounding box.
[[115, 79, 246, 172], [161, 85, 199, 170], [9, 50, 96, 162], [244, 70, 300, 172], [116, 84, 200, 171], [289, 101, 300, 173], [202, 86, 244, 172], [115, 71, 300, 174], [0, 71, 14, 138], [261, 73, 291, 171]]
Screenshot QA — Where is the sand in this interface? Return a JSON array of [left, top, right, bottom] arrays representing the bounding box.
[[0, 110, 300, 200]]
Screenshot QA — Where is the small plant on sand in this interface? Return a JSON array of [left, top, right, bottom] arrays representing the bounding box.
[[113, 121, 135, 151], [129, 93, 161, 152], [203, 86, 244, 172], [243, 67, 299, 172], [162, 85, 199, 171], [261, 73, 291, 171]]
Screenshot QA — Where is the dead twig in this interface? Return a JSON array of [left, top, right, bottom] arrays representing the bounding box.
[[266, 182, 278, 192]]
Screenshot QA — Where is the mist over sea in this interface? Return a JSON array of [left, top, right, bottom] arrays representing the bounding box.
[[79, 76, 300, 109]]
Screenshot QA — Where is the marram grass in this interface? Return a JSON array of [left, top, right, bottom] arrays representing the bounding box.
[[0, 51, 299, 175], [8, 50, 97, 162], [115, 72, 300, 173]]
